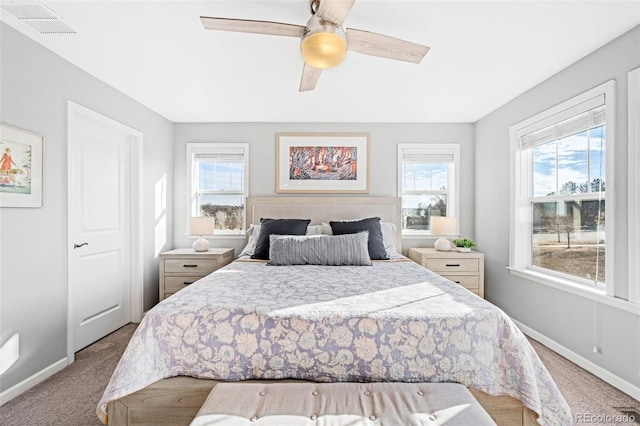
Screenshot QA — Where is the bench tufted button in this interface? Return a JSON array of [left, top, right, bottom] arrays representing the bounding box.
[[259, 391, 266, 396], [369, 415, 376, 421], [417, 390, 424, 396], [363, 390, 371, 396], [428, 414, 436, 421], [312, 390, 319, 396], [310, 414, 317, 420], [250, 415, 258, 422]]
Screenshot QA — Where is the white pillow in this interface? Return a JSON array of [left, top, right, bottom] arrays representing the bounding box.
[[239, 223, 322, 257], [380, 222, 399, 255], [238, 224, 261, 257], [306, 224, 323, 235]]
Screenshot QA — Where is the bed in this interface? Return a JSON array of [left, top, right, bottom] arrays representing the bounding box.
[[97, 197, 571, 426]]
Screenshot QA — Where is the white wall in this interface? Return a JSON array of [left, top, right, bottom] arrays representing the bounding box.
[[0, 23, 174, 394], [173, 123, 475, 255], [475, 26, 640, 391]]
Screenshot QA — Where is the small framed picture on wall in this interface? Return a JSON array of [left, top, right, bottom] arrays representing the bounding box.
[[0, 123, 45, 208]]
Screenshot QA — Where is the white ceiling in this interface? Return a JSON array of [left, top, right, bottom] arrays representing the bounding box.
[[2, 0, 639, 123]]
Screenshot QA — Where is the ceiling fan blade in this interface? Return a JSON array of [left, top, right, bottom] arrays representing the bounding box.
[[200, 16, 306, 37], [346, 28, 430, 64], [299, 63, 323, 92], [316, 0, 356, 26]]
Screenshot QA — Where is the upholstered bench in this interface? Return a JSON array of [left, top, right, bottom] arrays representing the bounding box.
[[190, 382, 496, 425]]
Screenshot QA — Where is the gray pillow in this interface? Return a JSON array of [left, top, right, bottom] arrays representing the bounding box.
[[267, 232, 372, 266]]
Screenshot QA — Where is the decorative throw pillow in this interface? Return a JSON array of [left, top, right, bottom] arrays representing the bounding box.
[[322, 221, 399, 258], [240, 223, 322, 257], [329, 217, 389, 260], [251, 218, 311, 260], [267, 232, 372, 266]]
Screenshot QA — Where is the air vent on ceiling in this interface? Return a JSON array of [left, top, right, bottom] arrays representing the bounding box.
[[1, 0, 78, 35]]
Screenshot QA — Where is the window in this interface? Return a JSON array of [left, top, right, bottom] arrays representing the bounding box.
[[510, 81, 614, 291], [186, 143, 249, 234], [397, 144, 460, 235]]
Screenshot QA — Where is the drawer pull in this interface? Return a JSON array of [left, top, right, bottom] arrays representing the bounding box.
[[184, 281, 194, 285], [445, 263, 461, 267], [183, 264, 198, 268], [454, 281, 461, 284]]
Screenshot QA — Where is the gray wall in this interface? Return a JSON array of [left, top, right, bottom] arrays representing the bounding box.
[[0, 23, 174, 393], [173, 123, 476, 255], [3, 14, 637, 402], [475, 26, 640, 388]]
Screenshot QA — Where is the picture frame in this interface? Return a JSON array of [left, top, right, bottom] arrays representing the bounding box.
[[0, 124, 45, 208], [276, 132, 370, 193]]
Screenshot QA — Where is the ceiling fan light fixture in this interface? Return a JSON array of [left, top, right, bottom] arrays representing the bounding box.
[[301, 16, 346, 69]]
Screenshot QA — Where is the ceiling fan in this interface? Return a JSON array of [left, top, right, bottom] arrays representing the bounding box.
[[200, 0, 430, 92]]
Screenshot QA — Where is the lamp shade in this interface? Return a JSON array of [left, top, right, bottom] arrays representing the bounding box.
[[300, 15, 347, 69], [430, 216, 457, 236], [430, 216, 457, 251], [189, 217, 214, 236]]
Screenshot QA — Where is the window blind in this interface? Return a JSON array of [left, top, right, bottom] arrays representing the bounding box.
[[401, 148, 455, 164], [195, 149, 244, 163], [518, 93, 605, 150]]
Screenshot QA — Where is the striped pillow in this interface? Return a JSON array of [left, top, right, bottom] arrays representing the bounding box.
[[267, 232, 372, 266]]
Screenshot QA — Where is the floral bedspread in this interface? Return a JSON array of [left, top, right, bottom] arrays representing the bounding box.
[[97, 259, 571, 425]]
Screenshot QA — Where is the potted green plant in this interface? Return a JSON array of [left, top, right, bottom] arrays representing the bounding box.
[[452, 238, 475, 252]]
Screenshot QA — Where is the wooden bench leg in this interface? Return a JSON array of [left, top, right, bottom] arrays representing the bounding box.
[[469, 388, 539, 426]]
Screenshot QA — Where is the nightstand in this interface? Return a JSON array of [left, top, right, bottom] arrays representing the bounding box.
[[159, 248, 234, 301], [408, 247, 485, 298]]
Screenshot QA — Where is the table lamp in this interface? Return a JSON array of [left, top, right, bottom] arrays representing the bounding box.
[[189, 217, 214, 252], [430, 216, 457, 251]]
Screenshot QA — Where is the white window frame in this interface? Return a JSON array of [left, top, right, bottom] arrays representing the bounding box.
[[509, 80, 615, 296], [186, 142, 249, 236], [397, 143, 460, 237], [628, 67, 640, 304]]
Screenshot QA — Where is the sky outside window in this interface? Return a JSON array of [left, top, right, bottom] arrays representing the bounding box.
[[532, 125, 605, 196], [198, 161, 243, 192], [402, 162, 448, 207]]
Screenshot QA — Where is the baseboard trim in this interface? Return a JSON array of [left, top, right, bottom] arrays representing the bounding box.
[[0, 357, 68, 406], [513, 319, 640, 401]]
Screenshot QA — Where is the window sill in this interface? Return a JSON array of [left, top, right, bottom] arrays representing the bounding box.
[[402, 233, 438, 240], [507, 267, 640, 315], [186, 234, 247, 240]]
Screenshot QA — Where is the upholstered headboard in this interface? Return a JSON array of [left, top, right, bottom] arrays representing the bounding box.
[[246, 197, 402, 250]]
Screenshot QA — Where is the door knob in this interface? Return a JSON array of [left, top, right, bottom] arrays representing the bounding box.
[[74, 242, 88, 249]]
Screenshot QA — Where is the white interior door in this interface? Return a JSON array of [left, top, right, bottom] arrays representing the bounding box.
[[68, 103, 141, 352]]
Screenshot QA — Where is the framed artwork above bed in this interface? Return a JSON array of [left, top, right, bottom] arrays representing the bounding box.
[[276, 132, 369, 193]]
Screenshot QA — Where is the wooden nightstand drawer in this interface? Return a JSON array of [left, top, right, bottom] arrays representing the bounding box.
[[164, 258, 220, 275], [164, 276, 201, 293], [440, 275, 479, 290], [425, 258, 478, 273]]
